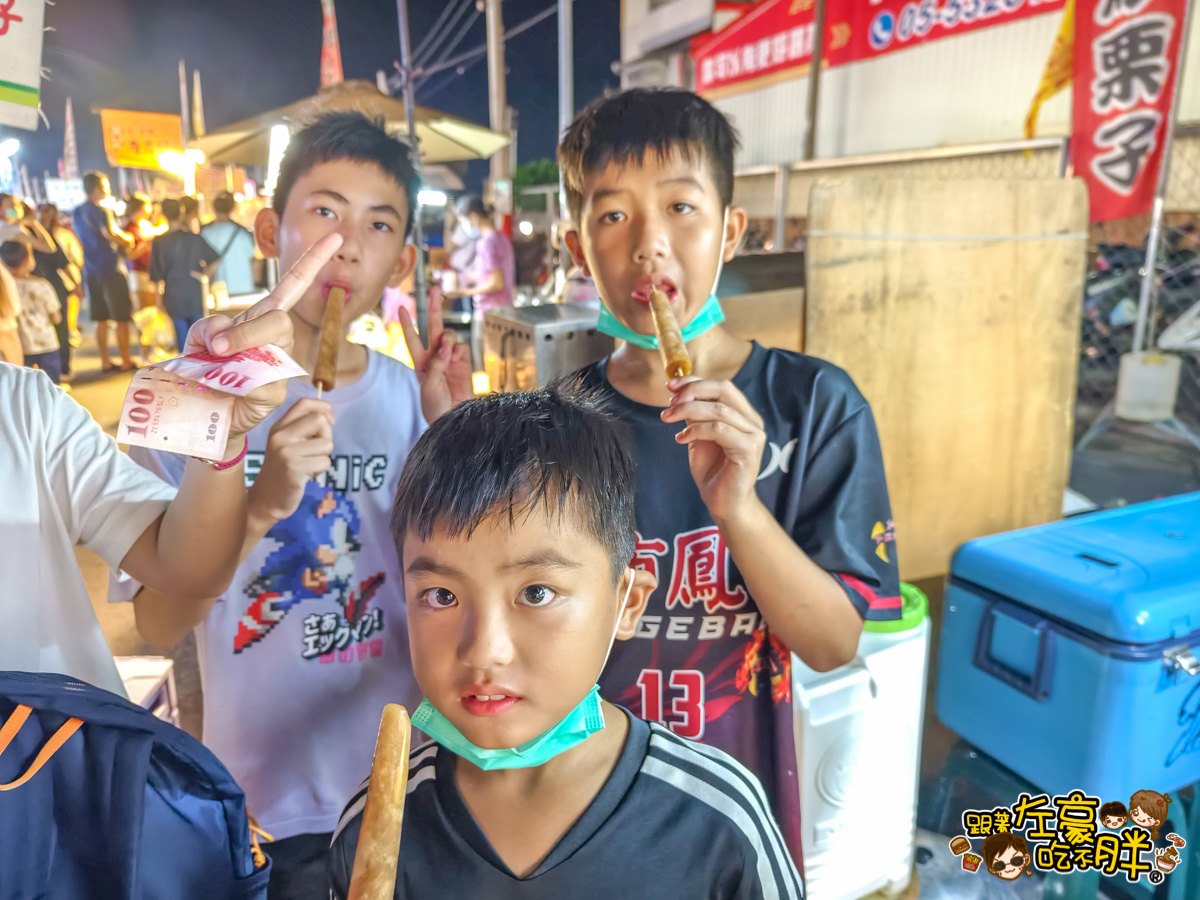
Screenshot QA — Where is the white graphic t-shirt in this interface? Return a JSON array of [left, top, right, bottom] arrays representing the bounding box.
[[112, 350, 427, 839]]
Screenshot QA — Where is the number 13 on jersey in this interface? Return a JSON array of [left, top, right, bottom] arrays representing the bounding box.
[[637, 669, 706, 739]]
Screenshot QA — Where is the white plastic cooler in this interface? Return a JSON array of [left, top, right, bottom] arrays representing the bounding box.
[[793, 585, 930, 900]]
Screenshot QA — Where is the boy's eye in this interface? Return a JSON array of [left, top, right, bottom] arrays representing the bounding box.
[[313, 206, 335, 219], [371, 221, 394, 233], [670, 202, 695, 215], [420, 587, 457, 609], [518, 585, 558, 607], [599, 211, 625, 225]]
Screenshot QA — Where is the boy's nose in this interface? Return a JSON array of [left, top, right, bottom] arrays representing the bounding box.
[[631, 215, 670, 265], [334, 223, 362, 264], [457, 607, 515, 671]]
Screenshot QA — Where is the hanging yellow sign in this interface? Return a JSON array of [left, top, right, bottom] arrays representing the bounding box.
[[99, 109, 183, 169]]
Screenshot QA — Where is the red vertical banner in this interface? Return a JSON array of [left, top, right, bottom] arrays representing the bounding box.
[[1072, 0, 1189, 221], [320, 0, 345, 88]]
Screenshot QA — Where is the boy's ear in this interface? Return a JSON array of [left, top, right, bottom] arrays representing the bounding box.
[[254, 207, 280, 260], [722, 206, 748, 262], [615, 567, 656, 641], [386, 243, 418, 290], [563, 229, 591, 276]]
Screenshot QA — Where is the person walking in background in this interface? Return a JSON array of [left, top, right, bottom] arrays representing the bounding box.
[[201, 192, 258, 298], [32, 204, 78, 383], [149, 198, 220, 349], [41, 203, 85, 350], [0, 194, 58, 255], [0, 247, 22, 364], [2, 241, 62, 385], [122, 194, 158, 311], [444, 194, 514, 369], [74, 172, 136, 372], [180, 195, 201, 234]]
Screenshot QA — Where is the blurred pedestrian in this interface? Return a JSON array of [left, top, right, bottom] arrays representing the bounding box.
[[200, 192, 258, 298], [2, 241, 62, 385], [180, 195, 201, 233], [149, 198, 220, 348], [444, 195, 514, 368], [123, 194, 158, 310], [0, 193, 57, 254], [32, 204, 78, 381], [41, 203, 85, 349], [0, 249, 21, 364], [74, 172, 136, 371]]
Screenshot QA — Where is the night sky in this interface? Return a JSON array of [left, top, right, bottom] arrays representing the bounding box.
[[6, 0, 622, 189]]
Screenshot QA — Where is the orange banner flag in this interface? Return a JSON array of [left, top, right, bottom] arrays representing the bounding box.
[[1025, 0, 1075, 140]]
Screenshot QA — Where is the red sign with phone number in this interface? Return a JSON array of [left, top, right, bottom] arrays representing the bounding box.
[[693, 0, 1067, 96]]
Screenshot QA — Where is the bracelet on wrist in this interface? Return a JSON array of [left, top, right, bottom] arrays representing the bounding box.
[[193, 435, 248, 471]]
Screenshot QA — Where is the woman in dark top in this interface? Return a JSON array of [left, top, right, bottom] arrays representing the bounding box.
[[33, 204, 74, 381]]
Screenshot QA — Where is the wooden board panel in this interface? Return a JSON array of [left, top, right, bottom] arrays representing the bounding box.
[[805, 177, 1087, 581], [722, 288, 805, 353]]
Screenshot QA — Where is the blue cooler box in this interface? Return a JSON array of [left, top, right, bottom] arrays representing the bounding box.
[[936, 492, 1200, 801]]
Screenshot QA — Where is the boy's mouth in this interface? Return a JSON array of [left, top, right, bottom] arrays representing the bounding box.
[[631, 276, 678, 305], [461, 685, 523, 717], [321, 280, 353, 303]]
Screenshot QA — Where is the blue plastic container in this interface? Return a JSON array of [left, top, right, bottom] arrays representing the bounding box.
[[936, 492, 1200, 801]]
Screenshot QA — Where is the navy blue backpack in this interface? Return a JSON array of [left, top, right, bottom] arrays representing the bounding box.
[[0, 671, 270, 899]]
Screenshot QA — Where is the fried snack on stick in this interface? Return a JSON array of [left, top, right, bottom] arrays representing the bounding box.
[[313, 286, 346, 398], [648, 286, 692, 379], [347, 704, 412, 900]]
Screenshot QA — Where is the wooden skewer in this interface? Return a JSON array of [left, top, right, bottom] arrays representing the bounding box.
[[347, 704, 411, 900]]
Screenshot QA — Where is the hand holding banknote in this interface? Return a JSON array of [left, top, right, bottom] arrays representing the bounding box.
[[119, 235, 344, 460], [185, 233, 345, 442]]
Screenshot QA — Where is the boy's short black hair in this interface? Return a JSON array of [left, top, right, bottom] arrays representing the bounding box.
[[392, 380, 636, 583], [161, 198, 182, 222], [273, 111, 422, 241], [0, 241, 30, 269], [557, 88, 740, 223]]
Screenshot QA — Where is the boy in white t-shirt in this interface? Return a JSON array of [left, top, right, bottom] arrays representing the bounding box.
[[1, 223, 339, 698], [114, 112, 472, 900]]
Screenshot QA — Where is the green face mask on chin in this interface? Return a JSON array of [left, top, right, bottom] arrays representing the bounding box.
[[411, 569, 635, 770], [596, 292, 726, 350]]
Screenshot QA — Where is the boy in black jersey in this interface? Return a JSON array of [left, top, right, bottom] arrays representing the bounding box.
[[329, 384, 803, 900], [558, 88, 902, 869]]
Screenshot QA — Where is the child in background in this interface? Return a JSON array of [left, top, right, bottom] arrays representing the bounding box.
[[115, 111, 472, 900], [559, 89, 901, 870], [0, 250, 21, 364], [1, 241, 62, 384], [329, 383, 803, 900]]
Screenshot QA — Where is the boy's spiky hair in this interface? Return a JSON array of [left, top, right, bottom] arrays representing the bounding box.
[[391, 379, 636, 583], [557, 88, 740, 223], [273, 111, 422, 240]]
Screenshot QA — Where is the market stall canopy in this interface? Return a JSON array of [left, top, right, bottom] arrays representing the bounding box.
[[188, 80, 510, 167]]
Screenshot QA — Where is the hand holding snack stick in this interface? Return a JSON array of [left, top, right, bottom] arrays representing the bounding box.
[[660, 374, 768, 526], [183, 233, 345, 441], [247, 398, 336, 523], [399, 286, 475, 422], [648, 284, 692, 380], [313, 285, 347, 398], [347, 704, 411, 900]]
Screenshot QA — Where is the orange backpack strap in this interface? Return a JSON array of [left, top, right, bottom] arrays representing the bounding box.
[[0, 704, 84, 792]]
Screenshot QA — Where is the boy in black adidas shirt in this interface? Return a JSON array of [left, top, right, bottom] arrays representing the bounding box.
[[329, 385, 802, 899], [558, 89, 902, 869]]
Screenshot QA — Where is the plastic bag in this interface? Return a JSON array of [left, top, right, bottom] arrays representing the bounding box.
[[1158, 297, 1200, 351], [132, 306, 177, 362]]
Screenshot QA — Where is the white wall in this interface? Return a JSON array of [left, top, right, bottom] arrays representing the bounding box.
[[621, 0, 715, 63], [713, 8, 1200, 169]]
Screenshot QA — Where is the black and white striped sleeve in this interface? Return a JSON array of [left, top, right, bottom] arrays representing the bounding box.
[[327, 742, 440, 900], [642, 725, 805, 900]]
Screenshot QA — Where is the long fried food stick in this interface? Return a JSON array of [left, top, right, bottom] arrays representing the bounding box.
[[347, 704, 411, 900]]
